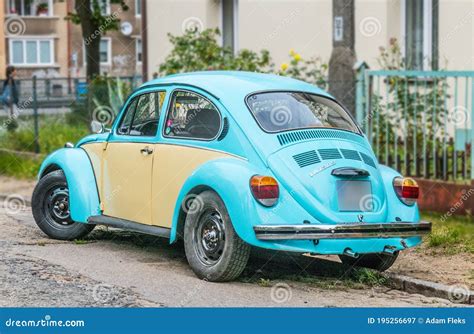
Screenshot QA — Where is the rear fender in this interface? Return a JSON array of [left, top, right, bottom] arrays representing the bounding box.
[[38, 148, 100, 223], [170, 158, 261, 243]]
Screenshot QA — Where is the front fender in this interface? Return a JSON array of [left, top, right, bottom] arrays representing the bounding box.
[[38, 148, 100, 223]]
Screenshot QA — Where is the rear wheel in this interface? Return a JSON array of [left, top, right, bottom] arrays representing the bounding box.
[[32, 170, 95, 240], [184, 190, 250, 282], [339, 252, 399, 272]]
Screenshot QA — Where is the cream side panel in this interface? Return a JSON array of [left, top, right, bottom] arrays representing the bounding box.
[[102, 143, 154, 225], [82, 143, 106, 203], [152, 144, 233, 228]]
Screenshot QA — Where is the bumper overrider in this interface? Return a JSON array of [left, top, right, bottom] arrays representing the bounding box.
[[253, 221, 432, 240]]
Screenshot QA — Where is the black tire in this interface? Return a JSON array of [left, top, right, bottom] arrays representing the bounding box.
[[183, 190, 250, 282], [32, 170, 95, 240], [339, 251, 399, 272]]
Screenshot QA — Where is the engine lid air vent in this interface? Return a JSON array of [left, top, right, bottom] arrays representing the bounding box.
[[293, 150, 321, 168], [340, 149, 361, 161], [318, 148, 342, 160]]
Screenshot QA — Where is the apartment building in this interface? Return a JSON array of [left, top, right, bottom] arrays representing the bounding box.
[[2, 0, 142, 79], [143, 0, 474, 79]]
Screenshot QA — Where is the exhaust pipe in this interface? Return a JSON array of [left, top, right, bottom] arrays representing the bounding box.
[[383, 245, 397, 255], [343, 248, 359, 258]]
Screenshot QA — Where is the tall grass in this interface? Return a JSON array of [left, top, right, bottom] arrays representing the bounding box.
[[0, 115, 89, 179]]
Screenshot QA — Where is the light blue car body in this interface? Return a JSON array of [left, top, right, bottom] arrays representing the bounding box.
[[38, 71, 423, 255]]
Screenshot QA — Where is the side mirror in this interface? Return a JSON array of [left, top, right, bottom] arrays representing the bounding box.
[[90, 120, 104, 134]]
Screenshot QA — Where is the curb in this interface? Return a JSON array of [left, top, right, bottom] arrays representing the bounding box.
[[386, 273, 473, 305], [0, 193, 32, 207]]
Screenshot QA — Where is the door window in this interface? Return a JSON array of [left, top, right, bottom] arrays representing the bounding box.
[[164, 91, 221, 140], [117, 91, 166, 136]]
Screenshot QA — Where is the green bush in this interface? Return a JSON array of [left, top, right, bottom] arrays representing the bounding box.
[[159, 28, 272, 75]]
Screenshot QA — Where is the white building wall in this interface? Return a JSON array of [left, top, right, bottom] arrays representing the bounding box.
[[145, 0, 474, 79]]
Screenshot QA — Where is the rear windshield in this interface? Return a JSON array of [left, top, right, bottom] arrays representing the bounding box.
[[246, 92, 360, 134]]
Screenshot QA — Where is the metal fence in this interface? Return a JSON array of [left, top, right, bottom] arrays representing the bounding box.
[[356, 68, 474, 182], [13, 76, 143, 108], [0, 76, 142, 153]]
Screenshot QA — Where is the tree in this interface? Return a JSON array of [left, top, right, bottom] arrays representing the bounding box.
[[328, 0, 356, 116], [66, 0, 129, 80]]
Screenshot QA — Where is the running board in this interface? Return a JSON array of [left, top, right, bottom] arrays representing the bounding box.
[[88, 215, 171, 238]]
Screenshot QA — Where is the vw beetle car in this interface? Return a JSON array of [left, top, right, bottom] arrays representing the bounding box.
[[32, 71, 431, 281]]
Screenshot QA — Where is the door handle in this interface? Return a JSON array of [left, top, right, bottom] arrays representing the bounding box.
[[140, 146, 153, 156]]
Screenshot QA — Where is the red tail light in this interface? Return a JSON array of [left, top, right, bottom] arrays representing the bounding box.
[[393, 177, 419, 205], [250, 175, 279, 207]]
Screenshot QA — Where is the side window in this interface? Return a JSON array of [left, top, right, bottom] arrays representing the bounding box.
[[164, 91, 221, 140], [117, 98, 137, 135], [117, 91, 166, 136]]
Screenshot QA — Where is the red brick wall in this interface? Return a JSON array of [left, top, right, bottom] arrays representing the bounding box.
[[415, 178, 474, 216]]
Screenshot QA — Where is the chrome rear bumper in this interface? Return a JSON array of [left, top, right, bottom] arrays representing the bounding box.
[[253, 221, 432, 240]]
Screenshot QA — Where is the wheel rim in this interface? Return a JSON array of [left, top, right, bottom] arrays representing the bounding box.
[[193, 209, 226, 266], [44, 185, 73, 226]]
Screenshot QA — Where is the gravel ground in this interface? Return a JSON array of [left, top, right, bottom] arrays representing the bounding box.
[[0, 201, 456, 307]]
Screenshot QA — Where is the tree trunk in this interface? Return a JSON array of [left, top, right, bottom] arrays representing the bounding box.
[[328, 0, 356, 116], [75, 0, 101, 80]]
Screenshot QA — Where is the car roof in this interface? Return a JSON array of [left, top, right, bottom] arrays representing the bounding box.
[[140, 71, 331, 99]]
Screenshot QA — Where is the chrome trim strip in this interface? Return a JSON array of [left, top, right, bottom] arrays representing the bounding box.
[[253, 221, 432, 240]]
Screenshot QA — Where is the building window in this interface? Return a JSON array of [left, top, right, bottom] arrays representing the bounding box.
[[402, 0, 438, 70], [91, 0, 110, 15], [83, 38, 111, 66], [221, 0, 238, 53], [9, 39, 54, 65], [99, 39, 111, 64], [136, 39, 142, 64], [135, 0, 141, 16], [7, 0, 53, 16]]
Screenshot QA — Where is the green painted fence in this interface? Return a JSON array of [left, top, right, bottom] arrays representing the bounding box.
[[356, 67, 474, 182]]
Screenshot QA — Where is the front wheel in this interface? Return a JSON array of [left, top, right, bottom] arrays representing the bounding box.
[[339, 252, 399, 272], [183, 191, 250, 282], [32, 170, 95, 240]]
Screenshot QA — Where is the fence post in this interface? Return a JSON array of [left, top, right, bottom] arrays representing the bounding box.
[[32, 76, 40, 153], [354, 61, 369, 129]]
